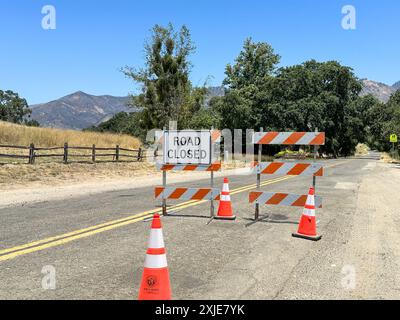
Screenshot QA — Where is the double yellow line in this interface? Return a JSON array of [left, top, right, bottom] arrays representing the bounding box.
[[0, 176, 290, 263], [0, 160, 347, 263]]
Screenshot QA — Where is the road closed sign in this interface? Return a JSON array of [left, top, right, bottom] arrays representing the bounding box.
[[163, 130, 212, 165], [390, 134, 398, 143]]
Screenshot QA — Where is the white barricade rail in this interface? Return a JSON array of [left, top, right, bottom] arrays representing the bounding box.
[[253, 132, 325, 145], [155, 187, 220, 201], [249, 191, 322, 208], [156, 162, 221, 172], [251, 161, 323, 176]]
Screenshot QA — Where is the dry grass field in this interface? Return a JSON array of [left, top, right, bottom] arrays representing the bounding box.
[[0, 121, 248, 189], [0, 121, 141, 148], [0, 121, 142, 165], [0, 121, 149, 187]]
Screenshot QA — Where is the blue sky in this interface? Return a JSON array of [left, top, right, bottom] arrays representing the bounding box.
[[0, 0, 399, 105]]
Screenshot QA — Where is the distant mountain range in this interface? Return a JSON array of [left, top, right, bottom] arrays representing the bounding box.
[[30, 91, 132, 130], [360, 79, 399, 103], [29, 87, 225, 130], [30, 81, 398, 130]]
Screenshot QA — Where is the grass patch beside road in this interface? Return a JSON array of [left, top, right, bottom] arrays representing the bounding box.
[[0, 121, 140, 149]]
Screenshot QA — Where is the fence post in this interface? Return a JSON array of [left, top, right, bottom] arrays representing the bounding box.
[[138, 147, 142, 161], [116, 145, 120, 162], [63, 143, 68, 164], [29, 143, 35, 164], [92, 144, 96, 163]]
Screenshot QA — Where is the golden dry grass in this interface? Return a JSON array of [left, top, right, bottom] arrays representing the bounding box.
[[0, 121, 140, 148], [355, 143, 370, 156], [381, 152, 400, 163]]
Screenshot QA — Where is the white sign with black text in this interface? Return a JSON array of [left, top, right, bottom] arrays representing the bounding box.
[[163, 130, 212, 165]]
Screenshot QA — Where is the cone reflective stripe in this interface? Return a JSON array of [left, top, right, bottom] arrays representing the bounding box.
[[215, 178, 236, 220], [292, 187, 322, 241], [302, 187, 316, 217], [138, 214, 172, 300], [220, 179, 231, 201]]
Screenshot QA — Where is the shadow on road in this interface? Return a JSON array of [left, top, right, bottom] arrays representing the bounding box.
[[244, 214, 298, 227]]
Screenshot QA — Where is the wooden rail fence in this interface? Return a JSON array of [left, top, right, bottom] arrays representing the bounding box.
[[0, 143, 150, 164]]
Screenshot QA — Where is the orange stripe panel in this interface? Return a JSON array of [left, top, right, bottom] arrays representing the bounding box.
[[314, 167, 324, 177], [249, 192, 263, 203], [262, 162, 284, 174], [287, 163, 309, 175], [207, 163, 222, 171], [283, 132, 306, 145], [291, 195, 308, 207], [211, 130, 221, 143], [250, 161, 259, 169], [162, 165, 175, 171], [310, 133, 325, 145], [192, 189, 211, 200], [266, 193, 288, 205], [258, 132, 279, 144], [184, 165, 198, 171], [155, 187, 164, 198], [169, 188, 187, 199]]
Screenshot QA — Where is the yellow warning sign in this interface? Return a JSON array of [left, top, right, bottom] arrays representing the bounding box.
[[390, 134, 398, 143]]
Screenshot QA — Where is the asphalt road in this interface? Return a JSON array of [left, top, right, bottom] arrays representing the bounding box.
[[1, 152, 399, 300]]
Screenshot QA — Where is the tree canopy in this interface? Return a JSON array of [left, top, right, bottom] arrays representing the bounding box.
[[211, 38, 381, 157], [0, 90, 33, 125], [91, 26, 397, 157], [121, 23, 207, 138]]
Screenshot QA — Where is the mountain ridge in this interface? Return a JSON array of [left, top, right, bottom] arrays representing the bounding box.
[[30, 91, 133, 130], [360, 79, 398, 102], [30, 82, 398, 130]]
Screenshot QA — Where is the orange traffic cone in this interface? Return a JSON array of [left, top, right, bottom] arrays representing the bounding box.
[[292, 187, 322, 241], [215, 178, 236, 220], [138, 214, 172, 300]]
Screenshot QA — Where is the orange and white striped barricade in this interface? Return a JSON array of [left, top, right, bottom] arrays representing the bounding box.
[[252, 162, 323, 176], [252, 131, 325, 145], [155, 128, 222, 220], [251, 129, 325, 222], [249, 191, 322, 208], [155, 187, 220, 201], [156, 162, 222, 172]]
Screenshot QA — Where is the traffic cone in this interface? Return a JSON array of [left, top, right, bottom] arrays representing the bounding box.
[[215, 178, 236, 220], [138, 214, 172, 300], [292, 187, 321, 241]]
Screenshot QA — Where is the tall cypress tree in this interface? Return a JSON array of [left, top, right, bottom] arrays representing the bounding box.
[[123, 23, 202, 133]]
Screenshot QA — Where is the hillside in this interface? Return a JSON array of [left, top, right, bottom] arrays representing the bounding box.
[[360, 79, 398, 102], [29, 88, 225, 130], [30, 91, 134, 130], [393, 81, 400, 90]]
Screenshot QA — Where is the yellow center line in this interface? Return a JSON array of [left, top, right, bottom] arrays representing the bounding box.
[[0, 160, 348, 262]]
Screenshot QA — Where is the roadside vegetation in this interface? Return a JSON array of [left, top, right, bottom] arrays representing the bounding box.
[[87, 24, 399, 157], [0, 120, 140, 148]]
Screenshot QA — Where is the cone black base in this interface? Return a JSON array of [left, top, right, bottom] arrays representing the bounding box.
[[292, 233, 322, 241], [214, 215, 236, 221]]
